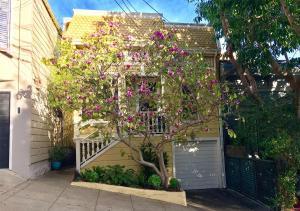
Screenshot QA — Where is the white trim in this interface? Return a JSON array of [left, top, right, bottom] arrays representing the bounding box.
[[80, 140, 120, 169], [72, 9, 162, 19]]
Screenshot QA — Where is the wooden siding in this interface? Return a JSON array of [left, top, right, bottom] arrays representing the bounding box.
[[29, 0, 59, 164], [83, 136, 174, 177]]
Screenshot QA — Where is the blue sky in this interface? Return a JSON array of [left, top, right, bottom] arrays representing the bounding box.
[[48, 0, 199, 26]]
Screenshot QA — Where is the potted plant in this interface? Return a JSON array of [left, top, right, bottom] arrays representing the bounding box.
[[49, 145, 66, 170]]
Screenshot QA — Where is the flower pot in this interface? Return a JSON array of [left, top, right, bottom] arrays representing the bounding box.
[[51, 161, 62, 170]]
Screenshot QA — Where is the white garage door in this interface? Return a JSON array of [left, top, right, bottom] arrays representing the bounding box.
[[174, 140, 221, 190]]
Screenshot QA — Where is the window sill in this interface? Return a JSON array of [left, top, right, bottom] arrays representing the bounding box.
[[0, 48, 13, 58]]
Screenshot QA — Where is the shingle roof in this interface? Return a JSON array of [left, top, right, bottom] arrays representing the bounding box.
[[63, 10, 218, 51]]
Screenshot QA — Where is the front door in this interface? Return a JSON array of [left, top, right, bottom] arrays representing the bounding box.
[[0, 92, 10, 168]]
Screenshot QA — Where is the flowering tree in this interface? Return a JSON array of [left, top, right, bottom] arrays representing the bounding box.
[[45, 19, 233, 188]]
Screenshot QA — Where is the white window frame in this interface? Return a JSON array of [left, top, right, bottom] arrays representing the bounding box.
[[0, 0, 11, 52]]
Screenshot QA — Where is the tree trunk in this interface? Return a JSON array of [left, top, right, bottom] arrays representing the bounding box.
[[157, 150, 169, 189]]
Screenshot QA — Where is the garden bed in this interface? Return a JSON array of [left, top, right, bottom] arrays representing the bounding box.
[[71, 181, 187, 206]]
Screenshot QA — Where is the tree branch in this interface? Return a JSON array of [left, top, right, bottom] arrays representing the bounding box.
[[280, 0, 300, 37], [220, 12, 262, 103]]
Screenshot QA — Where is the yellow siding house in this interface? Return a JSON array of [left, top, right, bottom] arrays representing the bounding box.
[[64, 9, 225, 190]]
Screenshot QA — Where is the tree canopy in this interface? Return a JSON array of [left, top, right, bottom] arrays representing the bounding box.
[[45, 20, 235, 188], [190, 0, 300, 115]]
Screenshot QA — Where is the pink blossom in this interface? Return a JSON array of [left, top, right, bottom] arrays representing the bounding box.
[[85, 59, 92, 65], [108, 21, 114, 27], [210, 79, 218, 85], [117, 52, 124, 59], [126, 35, 135, 41], [127, 116, 134, 123], [139, 82, 151, 95], [180, 50, 189, 56], [169, 46, 179, 53], [167, 68, 175, 77], [151, 31, 165, 40], [94, 105, 101, 111], [125, 64, 131, 70], [99, 72, 106, 80], [127, 89, 133, 97], [106, 98, 113, 103]]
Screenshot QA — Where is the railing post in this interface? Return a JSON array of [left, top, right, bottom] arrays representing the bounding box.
[[75, 138, 81, 173]]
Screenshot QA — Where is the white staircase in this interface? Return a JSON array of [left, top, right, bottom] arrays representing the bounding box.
[[74, 118, 119, 172], [74, 112, 167, 172], [75, 132, 119, 172]]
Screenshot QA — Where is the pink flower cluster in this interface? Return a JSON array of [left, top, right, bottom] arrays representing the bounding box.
[[138, 82, 151, 95], [106, 95, 118, 103], [151, 31, 165, 40]]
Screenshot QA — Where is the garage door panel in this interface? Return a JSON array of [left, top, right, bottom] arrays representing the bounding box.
[[174, 140, 220, 190]]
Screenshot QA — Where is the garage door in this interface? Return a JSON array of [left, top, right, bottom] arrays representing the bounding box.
[[0, 92, 10, 168], [174, 140, 220, 190]]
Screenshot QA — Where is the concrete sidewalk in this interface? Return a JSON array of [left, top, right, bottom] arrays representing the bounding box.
[[0, 169, 198, 211], [0, 168, 269, 211]]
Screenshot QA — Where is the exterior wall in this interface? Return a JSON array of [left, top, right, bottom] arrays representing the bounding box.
[[0, 0, 34, 178], [81, 119, 219, 176], [83, 136, 174, 177], [66, 10, 222, 178], [29, 0, 59, 177], [0, 0, 59, 178]]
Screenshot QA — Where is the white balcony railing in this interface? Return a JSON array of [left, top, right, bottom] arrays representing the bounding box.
[[139, 111, 167, 134]]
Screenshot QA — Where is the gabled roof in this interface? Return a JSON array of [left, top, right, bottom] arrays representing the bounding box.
[[63, 9, 218, 51]]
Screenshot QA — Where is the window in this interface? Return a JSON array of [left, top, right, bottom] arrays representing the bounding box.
[[0, 0, 10, 51]]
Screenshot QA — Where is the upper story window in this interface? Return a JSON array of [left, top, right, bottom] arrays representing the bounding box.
[[0, 0, 10, 51]]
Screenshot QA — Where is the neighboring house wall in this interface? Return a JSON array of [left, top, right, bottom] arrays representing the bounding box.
[[0, 0, 60, 178], [29, 0, 60, 176]]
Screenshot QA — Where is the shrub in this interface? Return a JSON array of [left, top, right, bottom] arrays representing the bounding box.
[[81, 165, 138, 187], [102, 165, 138, 187], [49, 145, 66, 162], [81, 169, 99, 182], [92, 166, 105, 179], [169, 178, 180, 190], [147, 174, 161, 189], [140, 143, 168, 179], [276, 170, 297, 209], [137, 171, 147, 187]]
